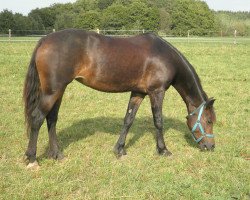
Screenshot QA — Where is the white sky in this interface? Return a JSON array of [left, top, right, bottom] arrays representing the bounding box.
[[204, 0, 250, 12], [0, 0, 76, 15], [0, 0, 249, 15]]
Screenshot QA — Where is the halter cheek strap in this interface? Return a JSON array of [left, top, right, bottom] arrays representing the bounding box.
[[188, 101, 214, 143]]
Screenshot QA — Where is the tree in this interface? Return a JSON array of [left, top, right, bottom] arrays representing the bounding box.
[[13, 13, 33, 35], [102, 1, 160, 31], [231, 21, 248, 36], [38, 7, 56, 30], [2, 0, 249, 36], [113, 0, 133, 6], [0, 10, 15, 32], [51, 3, 74, 15], [54, 12, 77, 30], [97, 0, 115, 10], [74, 0, 99, 12], [101, 4, 129, 30], [170, 0, 216, 36], [142, 7, 160, 31], [215, 11, 250, 36], [126, 1, 148, 29], [28, 9, 46, 30], [75, 10, 101, 29], [159, 8, 171, 34]]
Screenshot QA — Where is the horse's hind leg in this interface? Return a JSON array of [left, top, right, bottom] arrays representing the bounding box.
[[114, 92, 145, 157], [25, 90, 65, 166], [149, 90, 172, 156], [25, 106, 46, 165], [46, 96, 64, 160]]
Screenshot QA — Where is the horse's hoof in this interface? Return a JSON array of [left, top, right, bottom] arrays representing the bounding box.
[[113, 146, 127, 158], [57, 153, 64, 160], [27, 160, 40, 170], [158, 149, 172, 157], [48, 151, 64, 160], [23, 154, 29, 163], [23, 154, 36, 164], [116, 151, 127, 159]]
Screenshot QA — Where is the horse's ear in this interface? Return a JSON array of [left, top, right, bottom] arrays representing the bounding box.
[[205, 97, 215, 108]]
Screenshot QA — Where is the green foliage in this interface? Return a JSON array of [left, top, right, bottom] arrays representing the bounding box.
[[13, 14, 31, 30], [142, 7, 160, 31], [74, 0, 99, 12], [0, 10, 15, 31], [101, 4, 129, 30], [75, 10, 101, 29], [100, 1, 159, 32], [54, 12, 77, 30], [38, 8, 57, 30], [0, 0, 249, 36], [28, 9, 46, 30], [51, 3, 74, 15], [126, 1, 160, 30], [215, 11, 250, 36], [159, 8, 171, 33], [12, 14, 33, 35], [97, 0, 115, 10], [170, 0, 216, 36]]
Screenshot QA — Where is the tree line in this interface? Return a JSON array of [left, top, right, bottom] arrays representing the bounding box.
[[0, 0, 249, 36]]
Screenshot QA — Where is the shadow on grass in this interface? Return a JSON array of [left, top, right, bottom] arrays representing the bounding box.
[[38, 116, 197, 160]]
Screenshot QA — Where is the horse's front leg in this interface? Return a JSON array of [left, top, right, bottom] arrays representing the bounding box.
[[149, 90, 172, 156], [114, 92, 145, 157]]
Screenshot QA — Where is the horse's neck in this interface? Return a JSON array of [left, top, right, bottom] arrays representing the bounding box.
[[172, 63, 207, 113]]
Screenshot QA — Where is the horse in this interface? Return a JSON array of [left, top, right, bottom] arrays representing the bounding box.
[[23, 29, 216, 167]]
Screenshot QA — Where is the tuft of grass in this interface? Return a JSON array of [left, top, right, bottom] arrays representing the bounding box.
[[0, 38, 249, 200]]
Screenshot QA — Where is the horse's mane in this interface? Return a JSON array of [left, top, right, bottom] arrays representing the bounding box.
[[160, 37, 208, 101]]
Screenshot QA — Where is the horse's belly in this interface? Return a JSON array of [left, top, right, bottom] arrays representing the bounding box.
[[75, 75, 145, 93]]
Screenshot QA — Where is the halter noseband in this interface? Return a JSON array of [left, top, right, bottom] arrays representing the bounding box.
[[188, 101, 214, 143]]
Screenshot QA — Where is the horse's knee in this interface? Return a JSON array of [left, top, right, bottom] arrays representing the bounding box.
[[31, 108, 46, 129], [154, 118, 163, 130], [124, 116, 134, 128], [47, 115, 58, 127]]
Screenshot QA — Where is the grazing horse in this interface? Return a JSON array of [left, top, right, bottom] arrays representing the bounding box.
[[23, 29, 216, 166]]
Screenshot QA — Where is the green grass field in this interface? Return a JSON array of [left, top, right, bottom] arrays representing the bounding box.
[[0, 38, 249, 199]]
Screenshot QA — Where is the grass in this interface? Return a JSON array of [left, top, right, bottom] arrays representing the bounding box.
[[0, 38, 249, 199]]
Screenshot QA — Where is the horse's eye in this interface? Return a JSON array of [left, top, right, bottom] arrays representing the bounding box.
[[207, 120, 212, 124]]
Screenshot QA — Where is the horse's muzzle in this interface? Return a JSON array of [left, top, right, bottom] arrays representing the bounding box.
[[200, 142, 215, 151]]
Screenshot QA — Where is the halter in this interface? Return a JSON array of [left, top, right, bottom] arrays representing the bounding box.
[[188, 101, 214, 143]]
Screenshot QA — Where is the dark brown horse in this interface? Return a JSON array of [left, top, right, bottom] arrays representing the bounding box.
[[23, 29, 216, 167]]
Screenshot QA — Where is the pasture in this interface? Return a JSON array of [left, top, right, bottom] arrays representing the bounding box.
[[0, 37, 249, 199]]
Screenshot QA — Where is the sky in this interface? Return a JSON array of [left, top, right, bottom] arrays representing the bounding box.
[[0, 0, 76, 15], [204, 0, 250, 12], [0, 0, 249, 15]]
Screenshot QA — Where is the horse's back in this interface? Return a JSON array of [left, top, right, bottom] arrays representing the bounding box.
[[35, 29, 175, 94]]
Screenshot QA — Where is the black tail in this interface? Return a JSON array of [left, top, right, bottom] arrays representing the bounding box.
[[23, 39, 43, 137]]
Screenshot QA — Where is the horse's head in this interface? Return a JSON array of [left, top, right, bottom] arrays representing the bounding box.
[[186, 98, 216, 151]]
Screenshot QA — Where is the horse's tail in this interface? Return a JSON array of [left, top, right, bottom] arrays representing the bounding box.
[[23, 39, 43, 137]]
